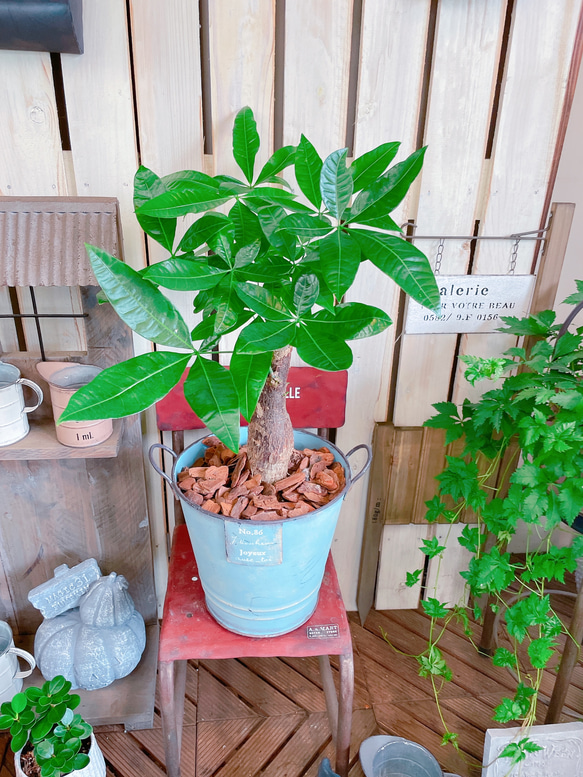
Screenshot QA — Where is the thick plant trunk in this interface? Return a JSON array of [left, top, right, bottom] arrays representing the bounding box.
[[247, 346, 294, 483]]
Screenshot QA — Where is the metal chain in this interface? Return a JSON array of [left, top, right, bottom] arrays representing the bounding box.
[[508, 237, 520, 275], [434, 238, 445, 275]]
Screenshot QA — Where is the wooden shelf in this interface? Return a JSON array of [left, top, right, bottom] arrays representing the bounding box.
[[0, 419, 123, 460], [18, 623, 159, 731]]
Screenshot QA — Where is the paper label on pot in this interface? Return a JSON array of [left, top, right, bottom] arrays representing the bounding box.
[[224, 523, 283, 565]]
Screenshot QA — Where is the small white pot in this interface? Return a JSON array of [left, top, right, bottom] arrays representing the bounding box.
[[15, 734, 106, 777]]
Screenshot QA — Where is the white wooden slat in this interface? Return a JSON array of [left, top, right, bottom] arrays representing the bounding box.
[[334, 0, 432, 609], [453, 0, 582, 407], [209, 0, 275, 178], [0, 51, 67, 196], [424, 523, 477, 608], [393, 0, 507, 427], [60, 0, 143, 272], [129, 0, 204, 280], [0, 50, 68, 352], [208, 0, 276, 364], [283, 0, 352, 154], [375, 523, 430, 610], [130, 0, 205, 336], [0, 289, 18, 353]]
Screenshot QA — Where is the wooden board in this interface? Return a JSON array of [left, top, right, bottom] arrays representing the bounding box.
[[393, 0, 507, 427], [60, 0, 142, 269], [357, 423, 395, 622], [424, 522, 477, 608], [374, 523, 430, 610], [209, 0, 275, 177], [453, 0, 582, 407], [333, 0, 431, 609]]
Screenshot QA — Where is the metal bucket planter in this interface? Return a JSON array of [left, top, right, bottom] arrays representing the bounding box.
[[150, 429, 371, 637]]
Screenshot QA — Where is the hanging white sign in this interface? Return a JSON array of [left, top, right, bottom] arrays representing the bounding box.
[[404, 274, 536, 335]]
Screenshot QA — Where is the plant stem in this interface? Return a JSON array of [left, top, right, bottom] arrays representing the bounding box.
[[247, 346, 294, 483]]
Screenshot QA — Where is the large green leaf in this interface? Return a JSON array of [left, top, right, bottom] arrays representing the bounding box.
[[255, 145, 296, 185], [230, 350, 272, 421], [350, 142, 400, 192], [293, 274, 320, 316], [184, 357, 240, 452], [58, 352, 191, 422], [295, 134, 323, 209], [236, 282, 294, 321], [229, 201, 263, 247], [137, 172, 231, 218], [179, 212, 234, 252], [191, 310, 254, 349], [352, 229, 439, 310], [236, 319, 296, 354], [85, 245, 193, 348], [233, 106, 260, 184], [234, 241, 261, 268], [252, 204, 289, 246], [296, 324, 353, 370], [143, 258, 227, 291], [350, 147, 426, 221], [347, 208, 401, 232], [320, 148, 352, 220], [235, 255, 293, 283], [313, 302, 392, 339], [280, 213, 332, 238], [318, 229, 361, 299], [133, 166, 176, 253]]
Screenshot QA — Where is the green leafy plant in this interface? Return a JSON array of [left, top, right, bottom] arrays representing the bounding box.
[[58, 106, 439, 483], [0, 675, 93, 777], [402, 283, 583, 768]]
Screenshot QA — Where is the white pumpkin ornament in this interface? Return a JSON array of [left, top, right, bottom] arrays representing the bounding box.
[[34, 573, 146, 690]]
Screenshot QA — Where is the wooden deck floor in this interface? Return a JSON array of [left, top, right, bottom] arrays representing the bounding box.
[[1, 583, 581, 777]]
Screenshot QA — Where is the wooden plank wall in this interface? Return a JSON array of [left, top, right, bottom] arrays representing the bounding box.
[[0, 0, 582, 614]]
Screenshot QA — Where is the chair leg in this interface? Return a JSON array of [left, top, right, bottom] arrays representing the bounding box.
[[159, 660, 185, 777], [545, 585, 583, 723], [318, 655, 338, 741], [335, 651, 354, 777]]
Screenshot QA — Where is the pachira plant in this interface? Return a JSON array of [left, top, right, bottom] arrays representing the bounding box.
[[59, 106, 439, 482], [401, 283, 583, 768], [0, 675, 93, 777]]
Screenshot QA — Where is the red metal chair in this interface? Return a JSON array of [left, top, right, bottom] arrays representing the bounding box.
[[155, 368, 355, 777]]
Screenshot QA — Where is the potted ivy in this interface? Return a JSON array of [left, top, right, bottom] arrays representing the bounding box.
[[58, 106, 439, 636], [0, 675, 105, 777], [404, 285, 583, 770]]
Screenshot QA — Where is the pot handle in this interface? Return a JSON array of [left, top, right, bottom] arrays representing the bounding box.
[[344, 443, 372, 489], [148, 443, 182, 500]]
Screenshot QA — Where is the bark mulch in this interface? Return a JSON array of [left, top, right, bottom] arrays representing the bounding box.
[[177, 436, 346, 521]]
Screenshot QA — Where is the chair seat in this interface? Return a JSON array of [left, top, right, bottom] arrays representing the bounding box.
[[159, 524, 353, 662], [158, 524, 355, 777]]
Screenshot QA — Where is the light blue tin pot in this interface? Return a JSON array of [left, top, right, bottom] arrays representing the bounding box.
[[150, 429, 370, 637]]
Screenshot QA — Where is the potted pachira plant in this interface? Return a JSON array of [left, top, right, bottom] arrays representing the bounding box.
[[58, 106, 439, 636], [0, 675, 105, 777], [403, 285, 583, 770]]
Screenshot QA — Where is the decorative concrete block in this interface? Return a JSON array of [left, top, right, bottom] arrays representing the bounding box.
[[482, 721, 583, 776], [27, 559, 102, 618]]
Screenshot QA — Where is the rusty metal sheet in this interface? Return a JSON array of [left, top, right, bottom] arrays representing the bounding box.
[[0, 197, 121, 286]]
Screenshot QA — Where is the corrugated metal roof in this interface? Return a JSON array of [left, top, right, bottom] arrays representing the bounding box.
[[0, 197, 121, 286]]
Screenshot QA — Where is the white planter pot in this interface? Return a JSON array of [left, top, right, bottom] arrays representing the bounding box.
[[15, 734, 106, 777]]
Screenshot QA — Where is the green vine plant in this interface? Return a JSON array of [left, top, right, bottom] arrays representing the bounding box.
[[400, 282, 583, 771]]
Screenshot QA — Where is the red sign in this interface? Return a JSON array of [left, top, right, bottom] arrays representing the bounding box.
[[155, 367, 348, 431]]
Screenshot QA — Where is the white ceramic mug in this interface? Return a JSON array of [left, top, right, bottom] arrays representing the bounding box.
[[0, 621, 35, 705], [0, 362, 43, 446]]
